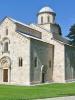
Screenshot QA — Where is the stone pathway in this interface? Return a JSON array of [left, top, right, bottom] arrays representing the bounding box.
[[37, 96, 75, 100]]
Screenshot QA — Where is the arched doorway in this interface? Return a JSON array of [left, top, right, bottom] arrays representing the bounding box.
[[41, 65, 48, 83], [0, 56, 11, 82], [3, 69, 8, 82]]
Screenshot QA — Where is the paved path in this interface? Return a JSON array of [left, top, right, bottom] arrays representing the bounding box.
[[37, 96, 75, 100]]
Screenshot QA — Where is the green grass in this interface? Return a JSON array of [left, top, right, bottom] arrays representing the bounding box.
[[0, 83, 75, 100]]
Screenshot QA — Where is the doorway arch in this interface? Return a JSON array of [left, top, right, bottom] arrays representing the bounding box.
[[0, 56, 11, 82]]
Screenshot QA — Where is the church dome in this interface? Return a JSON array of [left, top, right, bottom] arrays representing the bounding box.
[[39, 6, 55, 14], [37, 6, 56, 25]]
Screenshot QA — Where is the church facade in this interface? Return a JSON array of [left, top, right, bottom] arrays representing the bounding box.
[[0, 6, 75, 85]]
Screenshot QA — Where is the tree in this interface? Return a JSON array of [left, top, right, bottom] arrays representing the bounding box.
[[67, 24, 75, 42]]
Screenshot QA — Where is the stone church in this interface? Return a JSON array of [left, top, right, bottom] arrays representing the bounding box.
[[0, 6, 75, 85]]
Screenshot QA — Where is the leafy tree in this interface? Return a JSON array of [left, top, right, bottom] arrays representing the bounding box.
[[67, 24, 75, 42]]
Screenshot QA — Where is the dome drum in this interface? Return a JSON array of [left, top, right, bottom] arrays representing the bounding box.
[[37, 6, 56, 24]]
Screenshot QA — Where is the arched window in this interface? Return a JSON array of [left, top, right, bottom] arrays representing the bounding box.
[[47, 16, 50, 23], [4, 42, 8, 52], [41, 16, 43, 24], [19, 57, 23, 67], [2, 37, 10, 53]]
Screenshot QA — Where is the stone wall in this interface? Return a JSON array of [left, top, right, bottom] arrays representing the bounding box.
[[30, 38, 54, 84], [31, 24, 66, 83], [30, 24, 53, 43], [53, 40, 65, 83], [0, 18, 31, 85], [65, 45, 75, 81]]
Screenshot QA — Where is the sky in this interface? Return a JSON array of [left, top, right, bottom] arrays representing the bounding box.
[[0, 0, 75, 36]]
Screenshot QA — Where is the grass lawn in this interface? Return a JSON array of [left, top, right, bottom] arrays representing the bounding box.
[[0, 83, 75, 100]]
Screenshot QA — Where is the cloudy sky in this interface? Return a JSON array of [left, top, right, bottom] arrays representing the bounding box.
[[0, 0, 75, 36]]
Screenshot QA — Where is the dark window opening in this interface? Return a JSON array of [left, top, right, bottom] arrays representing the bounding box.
[[47, 16, 50, 23], [41, 16, 43, 24], [4, 42, 8, 52], [19, 57, 23, 67], [6, 29, 8, 35], [49, 60, 51, 68], [34, 57, 38, 67]]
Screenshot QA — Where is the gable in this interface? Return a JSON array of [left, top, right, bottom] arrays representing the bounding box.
[[0, 17, 16, 32]]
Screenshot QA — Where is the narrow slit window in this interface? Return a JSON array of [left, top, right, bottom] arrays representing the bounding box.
[[19, 57, 23, 67], [34, 57, 38, 67], [4, 42, 8, 52], [49, 60, 51, 68], [41, 16, 43, 24], [47, 16, 50, 23], [6, 29, 8, 35]]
